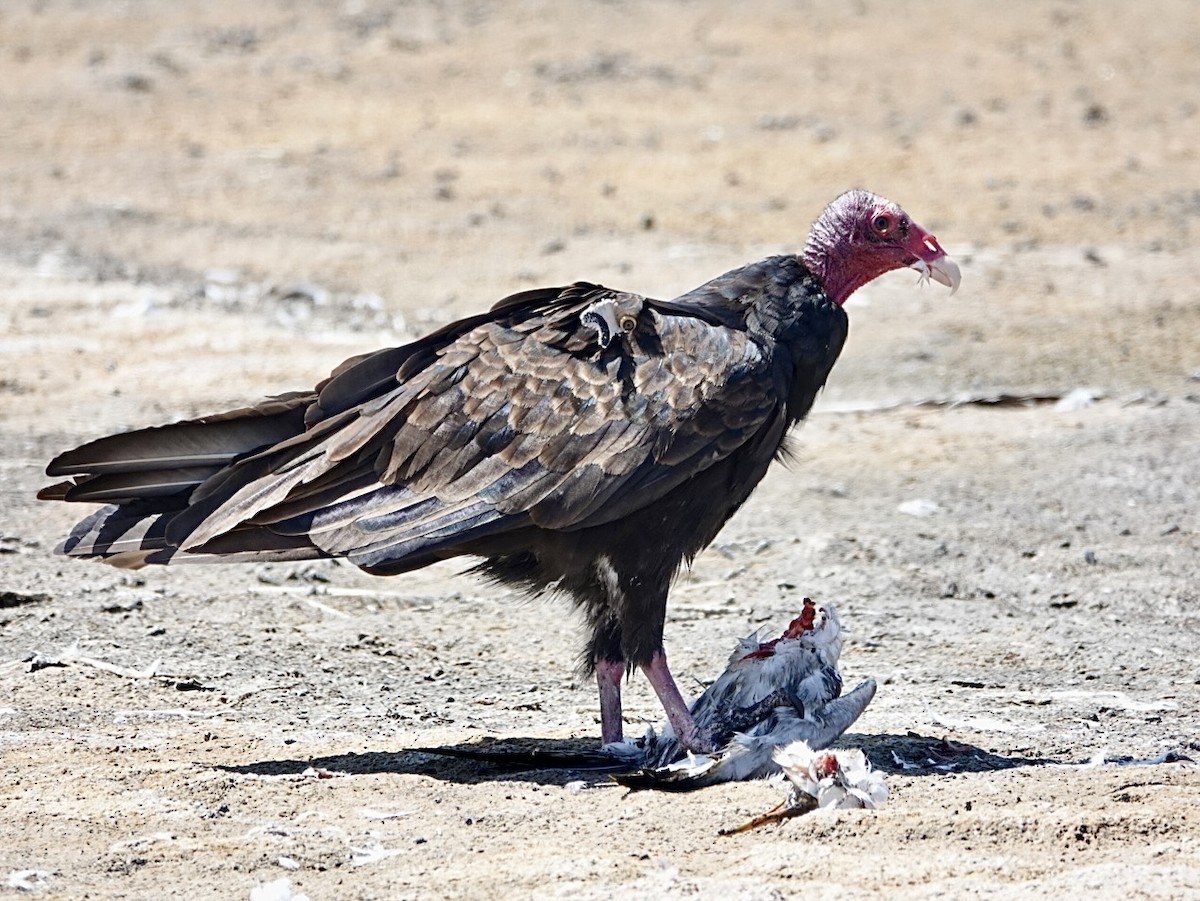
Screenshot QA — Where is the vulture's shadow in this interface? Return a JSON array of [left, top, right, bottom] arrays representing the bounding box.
[[211, 731, 1061, 786], [212, 736, 620, 786], [844, 731, 1060, 774]]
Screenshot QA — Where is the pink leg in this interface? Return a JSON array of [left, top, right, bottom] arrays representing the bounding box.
[[595, 657, 625, 745], [642, 648, 713, 753]]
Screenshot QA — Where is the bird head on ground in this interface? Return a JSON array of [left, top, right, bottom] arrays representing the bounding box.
[[803, 189, 961, 306], [732, 598, 844, 667]]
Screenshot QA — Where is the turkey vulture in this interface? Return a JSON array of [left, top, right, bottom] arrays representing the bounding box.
[[39, 189, 959, 752]]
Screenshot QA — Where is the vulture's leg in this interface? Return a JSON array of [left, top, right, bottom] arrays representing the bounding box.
[[595, 657, 625, 744], [642, 649, 714, 753]]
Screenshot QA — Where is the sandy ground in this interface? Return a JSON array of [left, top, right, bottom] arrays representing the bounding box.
[[2, 1, 1199, 898]]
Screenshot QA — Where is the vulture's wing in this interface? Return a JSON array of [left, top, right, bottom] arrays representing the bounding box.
[[48, 281, 785, 571]]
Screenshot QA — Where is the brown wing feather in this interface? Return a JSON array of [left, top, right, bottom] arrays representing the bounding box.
[[45, 275, 791, 571], [177, 286, 777, 567]]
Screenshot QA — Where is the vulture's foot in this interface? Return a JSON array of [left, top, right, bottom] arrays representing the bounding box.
[[595, 656, 625, 745], [643, 648, 716, 753]]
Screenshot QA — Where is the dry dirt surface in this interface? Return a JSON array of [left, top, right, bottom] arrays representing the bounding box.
[[2, 1, 1199, 898]]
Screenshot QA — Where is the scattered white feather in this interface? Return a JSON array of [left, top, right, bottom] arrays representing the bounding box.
[[250, 878, 310, 901], [27, 640, 160, 679], [890, 750, 922, 771], [897, 498, 939, 517], [299, 766, 341, 779], [1054, 387, 1098, 412], [108, 832, 175, 853], [359, 808, 414, 820], [113, 709, 219, 722], [661, 752, 719, 777], [5, 869, 51, 892], [350, 841, 402, 867]]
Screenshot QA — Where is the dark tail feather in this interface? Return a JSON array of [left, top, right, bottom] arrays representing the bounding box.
[[58, 501, 175, 566], [42, 392, 318, 566], [50, 466, 230, 505], [43, 392, 314, 488], [57, 501, 325, 567]]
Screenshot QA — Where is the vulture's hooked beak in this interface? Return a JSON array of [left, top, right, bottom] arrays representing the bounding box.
[[905, 224, 961, 295]]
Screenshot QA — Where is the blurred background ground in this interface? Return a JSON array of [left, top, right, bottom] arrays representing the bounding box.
[[1, 1, 1198, 898]]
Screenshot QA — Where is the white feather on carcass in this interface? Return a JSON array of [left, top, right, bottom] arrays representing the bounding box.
[[719, 742, 888, 834], [774, 742, 889, 810]]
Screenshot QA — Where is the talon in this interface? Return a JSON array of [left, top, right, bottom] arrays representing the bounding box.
[[580, 308, 614, 348]]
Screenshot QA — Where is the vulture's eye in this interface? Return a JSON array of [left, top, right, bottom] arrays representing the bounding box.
[[872, 214, 892, 234], [619, 314, 637, 333]]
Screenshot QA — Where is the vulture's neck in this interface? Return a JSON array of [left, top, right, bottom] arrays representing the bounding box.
[[802, 230, 861, 307]]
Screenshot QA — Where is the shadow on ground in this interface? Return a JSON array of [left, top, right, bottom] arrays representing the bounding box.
[[212, 731, 1062, 786], [213, 736, 619, 786], [848, 731, 1060, 774]]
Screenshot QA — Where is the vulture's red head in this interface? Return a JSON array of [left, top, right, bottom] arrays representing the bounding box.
[[803, 189, 961, 306]]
